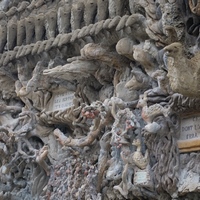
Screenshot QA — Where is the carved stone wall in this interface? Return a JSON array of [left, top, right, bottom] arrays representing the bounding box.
[[1, 0, 200, 200]]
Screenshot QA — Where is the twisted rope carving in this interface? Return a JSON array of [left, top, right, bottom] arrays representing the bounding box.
[[0, 14, 144, 66]]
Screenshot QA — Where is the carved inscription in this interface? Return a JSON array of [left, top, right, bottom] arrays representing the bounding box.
[[52, 92, 74, 111], [180, 115, 200, 140], [134, 170, 148, 184]]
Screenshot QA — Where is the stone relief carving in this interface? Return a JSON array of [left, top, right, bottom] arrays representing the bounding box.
[[0, 0, 200, 200]]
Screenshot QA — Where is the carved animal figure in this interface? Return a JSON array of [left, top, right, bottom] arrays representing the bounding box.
[[25, 16, 35, 44], [97, 131, 111, 192], [43, 60, 99, 82], [0, 11, 6, 20], [26, 61, 48, 94], [132, 138, 148, 169], [137, 93, 169, 124], [125, 67, 151, 91], [71, 2, 84, 30], [3, 51, 14, 66], [45, 9, 57, 39], [7, 17, 17, 50], [97, 0, 108, 21], [6, 7, 18, 18], [84, 0, 97, 26], [34, 13, 45, 42], [16, 59, 31, 86], [132, 42, 158, 76], [163, 42, 200, 97], [34, 0, 45, 8], [57, 5, 71, 34], [27, 0, 46, 10], [0, 20, 7, 53], [108, 0, 126, 18], [17, 1, 30, 13], [151, 69, 171, 95], [17, 19, 26, 46]]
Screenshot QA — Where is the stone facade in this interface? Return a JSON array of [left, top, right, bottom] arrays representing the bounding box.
[[0, 0, 200, 199]]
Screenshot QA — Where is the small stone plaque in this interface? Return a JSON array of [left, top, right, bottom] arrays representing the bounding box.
[[52, 92, 74, 111], [180, 115, 200, 140], [134, 170, 149, 184]]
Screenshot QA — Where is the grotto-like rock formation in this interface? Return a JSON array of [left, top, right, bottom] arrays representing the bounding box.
[[1, 0, 200, 200]]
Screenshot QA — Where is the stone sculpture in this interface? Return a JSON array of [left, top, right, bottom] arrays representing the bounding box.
[[164, 42, 200, 97], [0, 0, 200, 200]]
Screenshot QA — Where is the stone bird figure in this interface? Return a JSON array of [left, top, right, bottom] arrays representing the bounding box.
[[163, 42, 200, 97]]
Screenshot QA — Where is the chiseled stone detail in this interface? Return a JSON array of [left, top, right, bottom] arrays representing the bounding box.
[[0, 1, 200, 200]]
